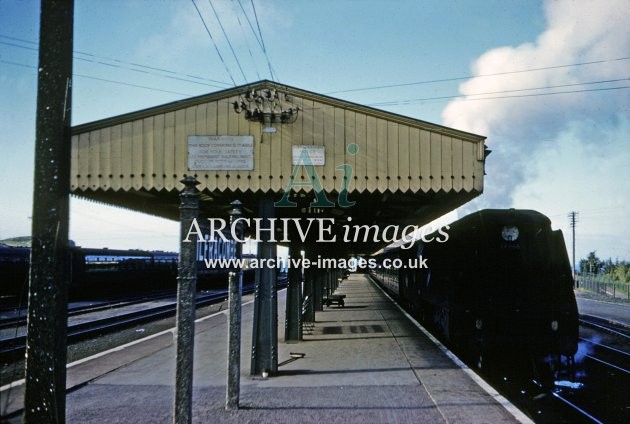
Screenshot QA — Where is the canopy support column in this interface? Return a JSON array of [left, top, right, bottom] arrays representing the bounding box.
[[226, 201, 244, 410], [251, 196, 278, 376], [173, 176, 200, 424], [285, 243, 302, 342], [303, 266, 315, 322]]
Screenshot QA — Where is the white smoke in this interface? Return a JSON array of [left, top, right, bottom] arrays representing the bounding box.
[[574, 335, 600, 364], [442, 0, 630, 211]]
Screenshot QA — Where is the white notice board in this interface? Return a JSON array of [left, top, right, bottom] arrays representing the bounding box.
[[292, 145, 325, 165], [188, 135, 254, 170]]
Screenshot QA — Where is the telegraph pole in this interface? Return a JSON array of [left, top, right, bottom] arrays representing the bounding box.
[[24, 1, 74, 422], [568, 211, 578, 280]]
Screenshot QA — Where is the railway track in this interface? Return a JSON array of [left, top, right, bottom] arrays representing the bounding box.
[[485, 324, 628, 423], [369, 272, 629, 422], [539, 317, 629, 423], [550, 391, 606, 424], [423, 313, 629, 423], [0, 292, 220, 363], [0, 291, 177, 330], [579, 314, 630, 336], [0, 278, 291, 364], [580, 337, 630, 375], [1, 276, 288, 364]]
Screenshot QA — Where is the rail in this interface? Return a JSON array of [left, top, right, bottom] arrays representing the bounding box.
[[0, 291, 228, 363], [1, 276, 288, 364], [0, 291, 177, 330]]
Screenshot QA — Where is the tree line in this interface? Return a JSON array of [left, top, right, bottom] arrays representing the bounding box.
[[579, 251, 630, 284]]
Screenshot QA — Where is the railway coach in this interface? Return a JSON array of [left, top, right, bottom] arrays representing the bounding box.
[[0, 241, 264, 304]]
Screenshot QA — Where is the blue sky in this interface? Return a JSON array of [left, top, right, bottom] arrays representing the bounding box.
[[0, 0, 628, 263]]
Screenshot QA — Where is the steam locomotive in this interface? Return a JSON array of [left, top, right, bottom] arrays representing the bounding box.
[[371, 209, 578, 369]]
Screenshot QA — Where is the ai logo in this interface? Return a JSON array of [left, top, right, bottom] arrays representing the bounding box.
[[275, 143, 358, 208]]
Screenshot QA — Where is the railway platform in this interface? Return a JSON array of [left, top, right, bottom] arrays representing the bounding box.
[[575, 293, 630, 328], [2, 274, 530, 423]]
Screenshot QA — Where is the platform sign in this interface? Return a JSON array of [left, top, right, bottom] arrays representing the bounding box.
[[292, 145, 325, 165], [188, 135, 254, 171]]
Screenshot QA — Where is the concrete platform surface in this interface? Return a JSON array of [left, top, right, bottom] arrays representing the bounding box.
[[4, 274, 530, 423]]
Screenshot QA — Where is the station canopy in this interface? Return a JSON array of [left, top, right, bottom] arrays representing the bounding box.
[[70, 80, 487, 255]]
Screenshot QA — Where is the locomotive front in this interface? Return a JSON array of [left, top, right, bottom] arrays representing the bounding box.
[[467, 210, 578, 362], [371, 209, 579, 369]]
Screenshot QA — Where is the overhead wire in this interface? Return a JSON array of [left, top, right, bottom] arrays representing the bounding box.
[[250, 0, 276, 80], [3, 34, 627, 104], [250, 1, 267, 54], [6, 33, 625, 96], [231, 1, 261, 80], [4, 49, 627, 108], [368, 77, 630, 106], [326, 56, 630, 95], [235, 0, 263, 50], [237, 0, 276, 80], [191, 0, 238, 86], [0, 39, 38, 52], [73, 74, 195, 97], [207, 0, 248, 83], [0, 59, 195, 97], [0, 35, 232, 88], [420, 85, 629, 103], [5, 31, 626, 107]]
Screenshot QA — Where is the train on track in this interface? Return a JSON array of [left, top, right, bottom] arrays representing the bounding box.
[[0, 239, 265, 306], [370, 209, 579, 372], [0, 244, 179, 303]]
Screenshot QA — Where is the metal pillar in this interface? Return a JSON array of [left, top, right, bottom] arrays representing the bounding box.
[[285, 243, 302, 342], [23, 1, 73, 422], [226, 201, 244, 410], [303, 266, 315, 322], [328, 271, 333, 295], [331, 270, 336, 292], [313, 267, 324, 312], [173, 176, 200, 424], [251, 197, 278, 376]]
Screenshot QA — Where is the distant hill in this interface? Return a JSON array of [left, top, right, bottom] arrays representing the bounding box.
[[0, 236, 32, 248], [0, 237, 76, 248]]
